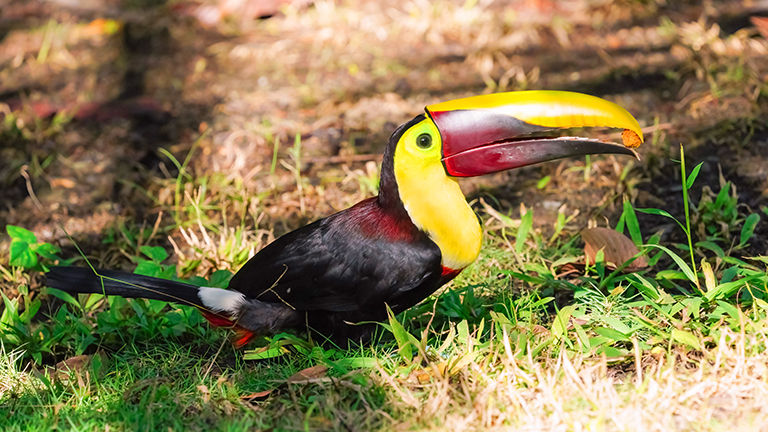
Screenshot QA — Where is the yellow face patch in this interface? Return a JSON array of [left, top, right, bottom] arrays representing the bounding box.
[[393, 119, 482, 270]]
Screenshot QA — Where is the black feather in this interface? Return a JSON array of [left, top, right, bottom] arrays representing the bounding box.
[[46, 266, 204, 308], [228, 196, 445, 339]]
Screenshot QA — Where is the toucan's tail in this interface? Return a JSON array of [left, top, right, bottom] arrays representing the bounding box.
[[46, 266, 256, 346], [46, 266, 205, 308]]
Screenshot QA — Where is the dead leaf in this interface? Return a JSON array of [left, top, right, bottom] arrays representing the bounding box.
[[43, 354, 104, 386], [286, 365, 328, 383], [240, 366, 327, 402], [82, 18, 121, 37], [415, 371, 431, 384], [197, 384, 210, 403], [240, 389, 273, 401], [413, 362, 448, 384], [50, 178, 76, 188], [751, 16, 768, 40], [582, 227, 648, 270], [73, 97, 166, 122], [54, 354, 92, 373]]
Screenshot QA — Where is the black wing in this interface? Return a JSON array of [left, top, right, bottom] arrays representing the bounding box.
[[228, 205, 443, 316]]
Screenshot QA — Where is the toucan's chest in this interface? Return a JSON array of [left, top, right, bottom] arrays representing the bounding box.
[[393, 159, 483, 271]]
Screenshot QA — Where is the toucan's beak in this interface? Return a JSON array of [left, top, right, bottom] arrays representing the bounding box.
[[427, 91, 643, 177]]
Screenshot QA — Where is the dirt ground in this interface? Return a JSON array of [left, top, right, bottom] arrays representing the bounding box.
[[3, 2, 768, 430], [1, 0, 767, 279]]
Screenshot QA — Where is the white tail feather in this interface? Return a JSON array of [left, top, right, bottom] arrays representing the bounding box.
[[198, 287, 245, 313]]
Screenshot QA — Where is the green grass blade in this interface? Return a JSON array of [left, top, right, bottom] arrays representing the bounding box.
[[644, 244, 697, 285], [685, 162, 704, 190], [678, 145, 699, 292], [515, 209, 533, 254], [671, 328, 701, 350], [551, 304, 576, 341], [695, 241, 725, 257], [636, 208, 686, 233], [629, 273, 660, 300], [739, 213, 760, 246], [622, 200, 642, 245], [386, 305, 414, 362], [705, 276, 767, 301]]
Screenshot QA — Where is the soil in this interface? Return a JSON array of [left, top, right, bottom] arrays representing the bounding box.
[[1, 0, 767, 277]]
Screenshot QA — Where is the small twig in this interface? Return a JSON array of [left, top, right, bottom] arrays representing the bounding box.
[[254, 264, 294, 310], [147, 211, 163, 244], [633, 337, 643, 388], [203, 333, 229, 379], [20, 165, 44, 212]]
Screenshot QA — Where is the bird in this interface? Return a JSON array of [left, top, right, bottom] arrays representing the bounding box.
[[46, 90, 643, 346]]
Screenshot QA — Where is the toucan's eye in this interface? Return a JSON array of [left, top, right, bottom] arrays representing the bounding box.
[[416, 133, 432, 149]]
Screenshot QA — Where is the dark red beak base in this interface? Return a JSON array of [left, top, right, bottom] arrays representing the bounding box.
[[428, 109, 549, 158], [441, 137, 637, 177], [428, 109, 637, 178]]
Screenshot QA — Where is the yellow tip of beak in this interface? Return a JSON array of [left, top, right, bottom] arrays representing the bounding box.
[[427, 90, 644, 146]]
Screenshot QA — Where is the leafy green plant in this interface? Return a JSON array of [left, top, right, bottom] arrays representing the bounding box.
[[382, 305, 421, 363], [6, 225, 63, 271], [697, 181, 739, 237], [436, 285, 486, 324], [282, 133, 306, 214], [1, 226, 225, 363]]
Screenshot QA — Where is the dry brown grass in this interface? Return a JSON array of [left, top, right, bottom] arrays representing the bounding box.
[[2, 1, 768, 430], [373, 327, 768, 431]]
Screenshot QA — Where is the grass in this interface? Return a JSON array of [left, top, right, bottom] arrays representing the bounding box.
[[2, 0, 768, 430], [3, 145, 768, 430]]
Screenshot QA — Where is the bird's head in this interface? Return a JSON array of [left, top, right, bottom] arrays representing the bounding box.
[[378, 90, 643, 270], [386, 90, 642, 181]]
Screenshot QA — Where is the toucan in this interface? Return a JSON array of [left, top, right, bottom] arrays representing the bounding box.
[[46, 91, 643, 346]]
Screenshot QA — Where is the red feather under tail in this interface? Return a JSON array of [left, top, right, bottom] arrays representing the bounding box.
[[201, 310, 236, 327], [201, 310, 255, 348], [233, 328, 256, 348]]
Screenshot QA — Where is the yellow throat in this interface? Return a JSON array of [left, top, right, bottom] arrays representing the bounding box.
[[393, 119, 482, 270]]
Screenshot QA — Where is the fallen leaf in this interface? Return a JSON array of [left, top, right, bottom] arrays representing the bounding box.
[[197, 384, 210, 403], [413, 361, 448, 384], [240, 389, 273, 401], [50, 178, 76, 188], [54, 354, 92, 373], [73, 97, 166, 122], [171, 0, 313, 27], [582, 227, 648, 270], [416, 370, 431, 384], [751, 16, 768, 40], [83, 18, 122, 37], [43, 353, 106, 384], [286, 365, 328, 383], [240, 365, 327, 402]]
